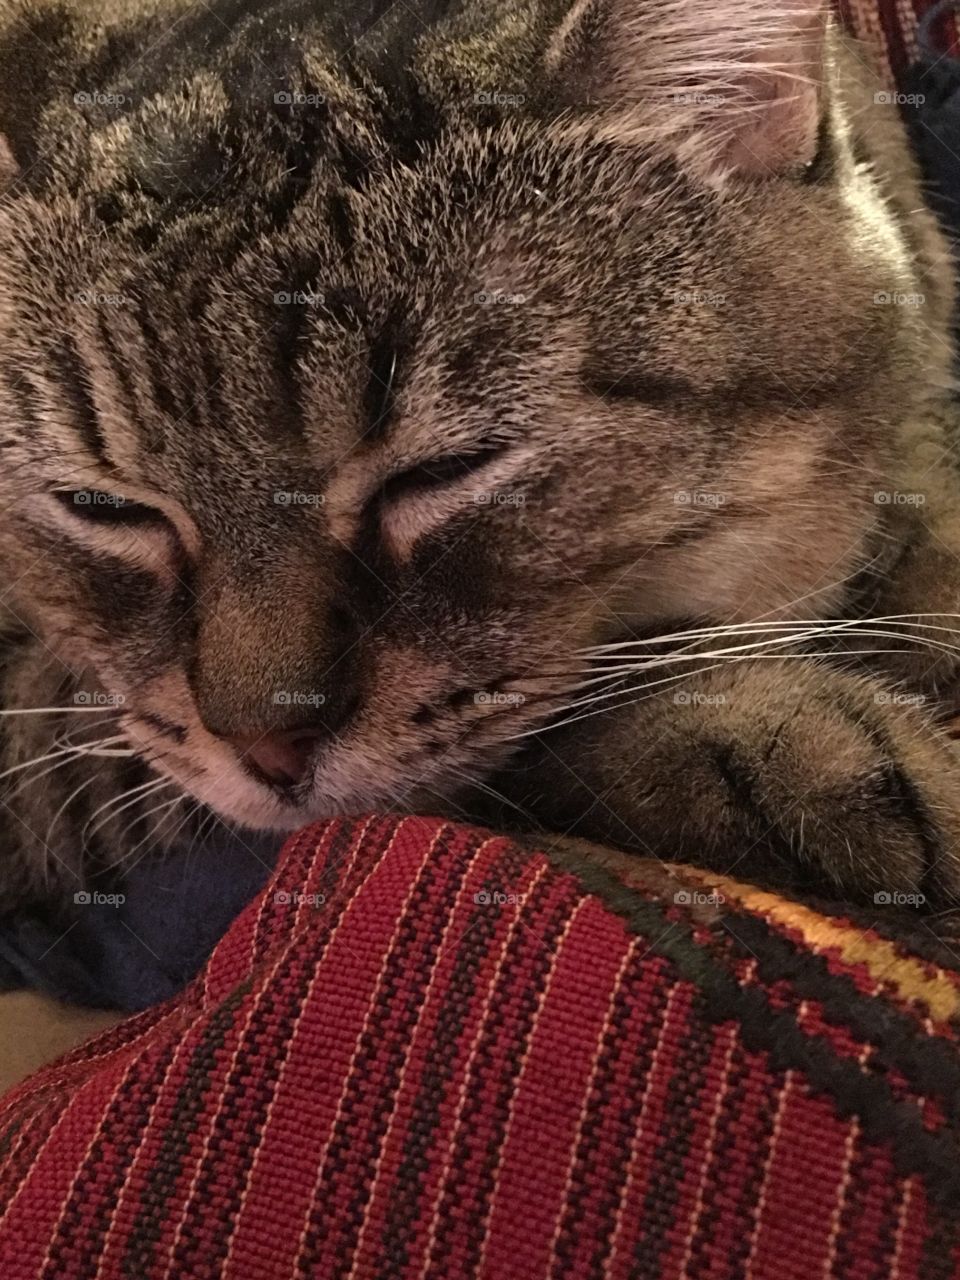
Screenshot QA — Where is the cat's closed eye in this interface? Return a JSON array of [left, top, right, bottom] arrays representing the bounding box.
[[378, 444, 507, 505], [370, 442, 516, 560], [52, 490, 166, 526]]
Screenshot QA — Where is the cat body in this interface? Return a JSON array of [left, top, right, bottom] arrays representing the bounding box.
[[0, 0, 959, 915]]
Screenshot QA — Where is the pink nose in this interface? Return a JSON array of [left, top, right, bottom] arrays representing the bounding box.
[[227, 729, 323, 788]]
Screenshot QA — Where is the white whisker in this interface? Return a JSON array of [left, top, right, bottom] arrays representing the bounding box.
[[113, 791, 186, 872], [522, 641, 954, 745], [507, 664, 726, 742], [509, 666, 730, 741], [5, 748, 103, 809], [82, 775, 171, 844], [43, 773, 98, 851], [578, 622, 960, 670], [443, 763, 540, 825], [0, 705, 126, 716], [577, 614, 960, 656], [0, 735, 129, 788], [164, 798, 205, 852]]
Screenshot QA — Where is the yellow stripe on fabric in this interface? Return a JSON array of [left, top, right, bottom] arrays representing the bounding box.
[[675, 865, 960, 1024]]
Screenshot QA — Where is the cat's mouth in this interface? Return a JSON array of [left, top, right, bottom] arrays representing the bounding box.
[[122, 711, 464, 835]]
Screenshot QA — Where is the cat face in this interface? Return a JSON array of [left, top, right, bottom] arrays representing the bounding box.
[[0, 0, 945, 833]]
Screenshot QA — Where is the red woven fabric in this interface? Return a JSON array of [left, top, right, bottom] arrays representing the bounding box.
[[1, 815, 959, 1278], [839, 0, 960, 78]]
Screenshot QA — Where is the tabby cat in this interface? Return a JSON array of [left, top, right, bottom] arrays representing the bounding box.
[[0, 0, 959, 918]]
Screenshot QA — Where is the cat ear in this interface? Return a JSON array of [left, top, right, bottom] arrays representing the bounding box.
[[545, 0, 828, 178]]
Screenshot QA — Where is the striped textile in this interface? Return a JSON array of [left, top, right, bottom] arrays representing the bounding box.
[[839, 0, 960, 78], [0, 814, 959, 1278]]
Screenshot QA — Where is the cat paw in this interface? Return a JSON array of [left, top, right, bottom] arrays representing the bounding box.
[[502, 660, 960, 909]]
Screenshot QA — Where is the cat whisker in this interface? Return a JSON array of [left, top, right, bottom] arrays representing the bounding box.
[[578, 621, 960, 667], [506, 665, 725, 742], [442, 763, 541, 826], [575, 641, 960, 705], [112, 791, 187, 873], [4, 745, 113, 810], [0, 705, 128, 717], [0, 735, 130, 789], [49, 720, 119, 746], [573, 644, 914, 684], [177, 808, 216, 881], [184, 802, 217, 849], [521, 641, 960, 745], [122, 796, 209, 883], [43, 773, 98, 852], [577, 613, 960, 657], [507, 665, 733, 742], [81, 775, 171, 846], [500, 670, 596, 685]]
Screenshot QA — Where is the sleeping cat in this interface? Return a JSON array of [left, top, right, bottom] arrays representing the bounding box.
[[0, 0, 959, 916]]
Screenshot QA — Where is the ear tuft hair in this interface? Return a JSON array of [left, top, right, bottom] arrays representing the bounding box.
[[546, 0, 828, 178]]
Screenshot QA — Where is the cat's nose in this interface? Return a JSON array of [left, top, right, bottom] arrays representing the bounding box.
[[227, 728, 324, 788]]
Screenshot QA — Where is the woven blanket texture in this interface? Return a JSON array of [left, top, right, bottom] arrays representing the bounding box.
[[840, 0, 959, 76], [1, 815, 960, 1279]]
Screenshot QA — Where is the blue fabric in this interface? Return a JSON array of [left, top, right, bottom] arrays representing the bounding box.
[[903, 2, 960, 251], [0, 829, 280, 1010]]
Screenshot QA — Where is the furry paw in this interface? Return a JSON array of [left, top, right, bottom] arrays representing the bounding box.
[[498, 660, 960, 909]]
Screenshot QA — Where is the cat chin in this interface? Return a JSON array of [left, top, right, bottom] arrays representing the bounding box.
[[145, 760, 307, 835], [134, 732, 424, 834], [160, 764, 407, 837]]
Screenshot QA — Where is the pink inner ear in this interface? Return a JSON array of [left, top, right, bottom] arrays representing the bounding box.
[[716, 6, 828, 176], [549, 0, 830, 180]]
